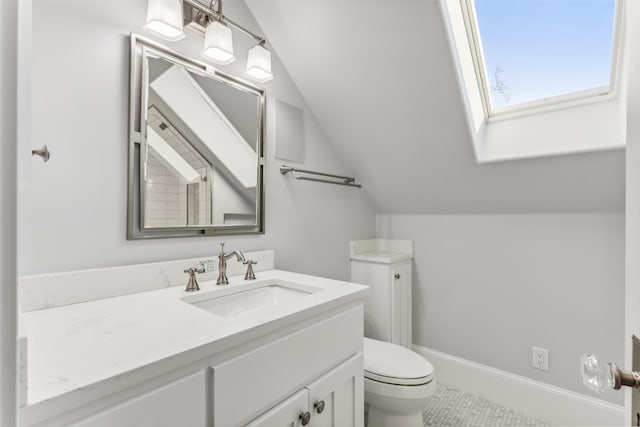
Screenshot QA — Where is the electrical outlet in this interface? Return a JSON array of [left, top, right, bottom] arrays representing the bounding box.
[[198, 259, 216, 272], [532, 346, 549, 371]]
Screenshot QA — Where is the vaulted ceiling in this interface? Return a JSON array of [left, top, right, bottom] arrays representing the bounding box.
[[245, 0, 624, 213]]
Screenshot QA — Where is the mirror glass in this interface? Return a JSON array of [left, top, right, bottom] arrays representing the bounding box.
[[128, 36, 264, 239]]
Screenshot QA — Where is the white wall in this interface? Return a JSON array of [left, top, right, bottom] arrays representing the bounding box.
[[247, 0, 625, 215], [377, 213, 625, 405], [19, 0, 376, 279]]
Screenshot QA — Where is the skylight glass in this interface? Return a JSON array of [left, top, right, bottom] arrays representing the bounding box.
[[472, 0, 617, 112]]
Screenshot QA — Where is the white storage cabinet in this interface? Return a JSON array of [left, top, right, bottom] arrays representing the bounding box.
[[350, 239, 413, 348]]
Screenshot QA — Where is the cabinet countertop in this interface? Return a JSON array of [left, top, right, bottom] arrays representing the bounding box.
[[350, 251, 413, 264], [21, 269, 368, 408]]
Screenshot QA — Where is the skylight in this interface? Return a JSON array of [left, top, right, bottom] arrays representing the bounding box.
[[465, 0, 619, 117]]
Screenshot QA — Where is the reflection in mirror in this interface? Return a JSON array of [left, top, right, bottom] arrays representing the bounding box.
[[144, 105, 213, 227], [128, 35, 265, 239]]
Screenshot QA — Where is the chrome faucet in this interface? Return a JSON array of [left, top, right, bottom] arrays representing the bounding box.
[[216, 241, 245, 285]]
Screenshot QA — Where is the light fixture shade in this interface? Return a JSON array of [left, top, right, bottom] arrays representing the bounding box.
[[202, 21, 236, 65], [144, 0, 185, 41], [246, 45, 273, 83]]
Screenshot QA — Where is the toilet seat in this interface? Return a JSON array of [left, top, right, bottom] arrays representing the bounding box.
[[364, 337, 434, 386], [365, 371, 432, 386], [364, 375, 437, 400]]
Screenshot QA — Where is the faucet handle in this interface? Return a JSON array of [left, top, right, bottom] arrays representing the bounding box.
[[184, 264, 205, 292], [243, 260, 257, 280], [183, 264, 205, 275]]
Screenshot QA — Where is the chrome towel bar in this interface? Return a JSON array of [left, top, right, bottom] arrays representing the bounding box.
[[280, 165, 362, 188]]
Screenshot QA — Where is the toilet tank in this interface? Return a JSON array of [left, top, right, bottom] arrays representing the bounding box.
[[349, 239, 413, 349]]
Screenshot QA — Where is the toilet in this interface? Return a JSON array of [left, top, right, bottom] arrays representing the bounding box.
[[350, 239, 436, 427], [363, 338, 436, 427]]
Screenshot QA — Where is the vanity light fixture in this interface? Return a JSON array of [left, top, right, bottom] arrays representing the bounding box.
[[246, 43, 273, 83], [144, 0, 186, 42], [144, 0, 274, 82], [202, 19, 235, 65]]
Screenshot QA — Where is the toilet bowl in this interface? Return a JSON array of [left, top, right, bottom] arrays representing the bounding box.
[[364, 337, 436, 427]]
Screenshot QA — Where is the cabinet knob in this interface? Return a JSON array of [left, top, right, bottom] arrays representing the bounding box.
[[394, 273, 400, 279], [314, 400, 325, 414], [299, 411, 311, 425]]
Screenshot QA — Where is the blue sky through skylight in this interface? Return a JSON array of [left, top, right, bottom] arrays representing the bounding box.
[[473, 0, 616, 110]]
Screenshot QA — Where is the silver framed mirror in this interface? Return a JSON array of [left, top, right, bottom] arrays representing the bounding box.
[[128, 34, 265, 239]]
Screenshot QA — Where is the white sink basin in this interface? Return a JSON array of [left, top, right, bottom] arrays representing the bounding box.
[[182, 280, 321, 318]]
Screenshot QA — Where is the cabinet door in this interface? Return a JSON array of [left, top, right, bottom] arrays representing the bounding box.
[[391, 261, 412, 348], [352, 261, 393, 342], [246, 389, 309, 427], [306, 354, 364, 427], [69, 371, 207, 427]]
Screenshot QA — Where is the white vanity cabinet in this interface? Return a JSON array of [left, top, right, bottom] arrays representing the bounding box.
[[36, 307, 364, 427], [20, 269, 368, 427], [25, 307, 365, 427]]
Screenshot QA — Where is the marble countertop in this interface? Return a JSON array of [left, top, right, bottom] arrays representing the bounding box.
[[350, 251, 413, 264], [21, 269, 368, 407], [349, 239, 413, 265]]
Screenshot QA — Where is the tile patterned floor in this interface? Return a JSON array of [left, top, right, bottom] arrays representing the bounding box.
[[423, 384, 550, 426]]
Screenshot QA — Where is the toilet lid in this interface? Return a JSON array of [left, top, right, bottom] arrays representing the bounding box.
[[364, 337, 434, 386]]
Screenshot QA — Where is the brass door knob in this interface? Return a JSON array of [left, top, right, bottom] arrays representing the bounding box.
[[314, 400, 325, 414]]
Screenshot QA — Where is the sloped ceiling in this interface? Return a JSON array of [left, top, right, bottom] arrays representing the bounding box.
[[245, 0, 624, 213]]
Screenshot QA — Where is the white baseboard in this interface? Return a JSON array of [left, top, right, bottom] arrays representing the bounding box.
[[413, 344, 624, 426]]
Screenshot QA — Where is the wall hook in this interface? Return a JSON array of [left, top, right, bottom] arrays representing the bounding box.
[[32, 145, 50, 162]]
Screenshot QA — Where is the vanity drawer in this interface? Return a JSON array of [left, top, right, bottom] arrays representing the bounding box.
[[70, 371, 207, 427], [212, 306, 363, 427]]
